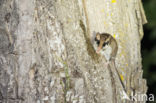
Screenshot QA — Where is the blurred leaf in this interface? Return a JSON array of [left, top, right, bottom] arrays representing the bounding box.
[[149, 29, 156, 40], [143, 0, 156, 28]]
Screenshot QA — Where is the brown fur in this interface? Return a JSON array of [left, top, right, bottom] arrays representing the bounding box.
[[95, 33, 118, 60]]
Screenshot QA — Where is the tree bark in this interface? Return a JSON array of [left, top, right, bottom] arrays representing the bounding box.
[[0, 0, 147, 103]]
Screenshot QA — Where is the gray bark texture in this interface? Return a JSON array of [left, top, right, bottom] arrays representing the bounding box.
[[0, 0, 147, 103]]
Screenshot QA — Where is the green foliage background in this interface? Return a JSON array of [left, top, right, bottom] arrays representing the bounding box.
[[142, 0, 156, 102]]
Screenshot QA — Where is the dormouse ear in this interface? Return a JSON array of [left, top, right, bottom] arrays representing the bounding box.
[[96, 32, 100, 40]]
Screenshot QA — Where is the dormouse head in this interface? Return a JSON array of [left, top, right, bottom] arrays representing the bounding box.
[[96, 32, 109, 41]]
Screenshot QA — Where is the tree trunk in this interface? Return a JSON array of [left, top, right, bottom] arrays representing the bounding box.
[[0, 0, 147, 103]]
